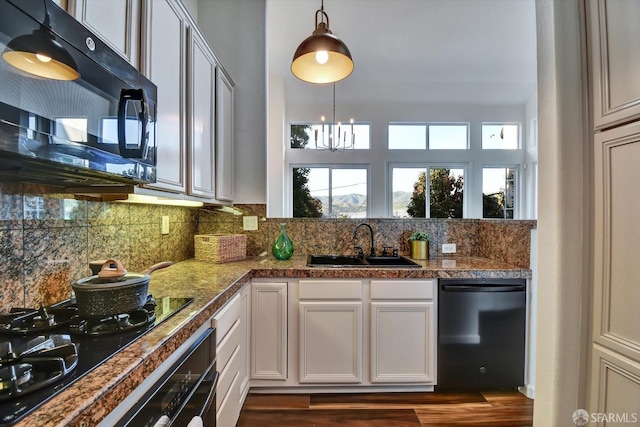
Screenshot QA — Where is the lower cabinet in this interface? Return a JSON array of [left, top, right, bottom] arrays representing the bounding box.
[[251, 282, 288, 380], [298, 280, 363, 384], [299, 301, 363, 383], [214, 284, 250, 427], [370, 280, 436, 383], [250, 278, 436, 390]]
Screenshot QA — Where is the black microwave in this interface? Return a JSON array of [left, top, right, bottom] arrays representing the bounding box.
[[0, 0, 157, 187]]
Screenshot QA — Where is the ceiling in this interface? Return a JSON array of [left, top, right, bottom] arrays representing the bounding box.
[[267, 0, 537, 106]]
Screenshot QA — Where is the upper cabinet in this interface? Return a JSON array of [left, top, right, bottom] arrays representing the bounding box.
[[141, 0, 235, 203], [68, 0, 141, 69], [143, 0, 187, 194], [189, 26, 217, 199], [65, 0, 234, 203], [589, 0, 640, 129], [216, 68, 234, 202]]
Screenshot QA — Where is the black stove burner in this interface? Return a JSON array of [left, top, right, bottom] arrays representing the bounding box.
[[0, 296, 158, 337], [68, 298, 157, 336], [0, 303, 78, 335], [0, 335, 78, 402], [0, 296, 193, 427]]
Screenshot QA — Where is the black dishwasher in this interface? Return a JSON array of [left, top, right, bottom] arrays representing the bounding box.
[[437, 278, 526, 390]]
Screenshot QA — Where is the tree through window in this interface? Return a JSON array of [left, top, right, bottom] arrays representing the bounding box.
[[399, 168, 464, 218]]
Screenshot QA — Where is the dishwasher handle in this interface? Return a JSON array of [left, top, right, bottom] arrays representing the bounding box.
[[441, 284, 526, 292]]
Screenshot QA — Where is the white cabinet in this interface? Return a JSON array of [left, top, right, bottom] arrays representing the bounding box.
[[143, 0, 187, 194], [589, 0, 640, 129], [370, 280, 436, 383], [216, 68, 234, 201], [188, 27, 216, 199], [298, 280, 363, 383], [68, 0, 141, 68], [142, 0, 234, 203], [251, 282, 287, 380], [214, 284, 250, 427]]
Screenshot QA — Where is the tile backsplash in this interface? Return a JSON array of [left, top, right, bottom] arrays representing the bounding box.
[[198, 204, 536, 269], [1, 182, 197, 312], [1, 182, 535, 313]]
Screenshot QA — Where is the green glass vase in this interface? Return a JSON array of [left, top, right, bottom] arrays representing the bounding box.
[[272, 223, 294, 260]]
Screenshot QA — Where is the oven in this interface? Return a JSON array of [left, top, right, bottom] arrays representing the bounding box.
[[113, 326, 218, 427]]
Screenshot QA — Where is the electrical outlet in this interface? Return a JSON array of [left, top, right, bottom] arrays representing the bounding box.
[[243, 216, 258, 231], [442, 243, 456, 254], [161, 216, 170, 235]]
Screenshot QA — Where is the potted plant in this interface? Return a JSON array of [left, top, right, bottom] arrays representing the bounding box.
[[408, 232, 430, 260]]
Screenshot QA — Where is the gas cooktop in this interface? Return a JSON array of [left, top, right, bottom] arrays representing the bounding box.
[[0, 296, 193, 426]]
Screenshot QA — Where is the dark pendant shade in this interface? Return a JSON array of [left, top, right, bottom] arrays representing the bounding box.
[[3, 26, 79, 81], [291, 8, 353, 84]]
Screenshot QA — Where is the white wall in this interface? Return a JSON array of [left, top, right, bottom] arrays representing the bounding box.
[[196, 0, 267, 204], [533, 0, 590, 425]]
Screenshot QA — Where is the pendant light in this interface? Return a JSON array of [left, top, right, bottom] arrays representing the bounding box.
[[291, 0, 353, 84], [2, 1, 79, 81]]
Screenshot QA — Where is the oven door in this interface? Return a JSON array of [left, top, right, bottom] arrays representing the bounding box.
[[116, 328, 217, 427]]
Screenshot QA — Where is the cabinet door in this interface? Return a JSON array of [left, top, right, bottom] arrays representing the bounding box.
[[216, 68, 234, 201], [299, 301, 362, 383], [589, 0, 640, 129], [590, 121, 640, 413], [188, 27, 216, 199], [69, 0, 140, 68], [251, 282, 287, 380], [370, 301, 435, 383], [143, 0, 187, 193]]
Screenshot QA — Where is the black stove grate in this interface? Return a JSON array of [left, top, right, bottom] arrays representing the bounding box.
[[0, 296, 193, 426]]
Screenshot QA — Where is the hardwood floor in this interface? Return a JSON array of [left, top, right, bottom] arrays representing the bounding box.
[[237, 390, 533, 426]]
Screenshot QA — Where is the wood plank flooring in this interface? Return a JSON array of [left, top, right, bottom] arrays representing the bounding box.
[[237, 390, 533, 426]]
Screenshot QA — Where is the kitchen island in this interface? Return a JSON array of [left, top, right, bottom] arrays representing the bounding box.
[[14, 255, 531, 427]]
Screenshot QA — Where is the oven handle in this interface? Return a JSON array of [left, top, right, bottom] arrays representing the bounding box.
[[169, 358, 218, 425], [199, 364, 219, 417]]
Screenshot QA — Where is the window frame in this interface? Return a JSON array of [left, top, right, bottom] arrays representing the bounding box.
[[289, 163, 371, 218], [388, 163, 469, 218], [289, 121, 371, 150], [481, 165, 519, 219], [481, 122, 521, 150], [387, 122, 470, 150]]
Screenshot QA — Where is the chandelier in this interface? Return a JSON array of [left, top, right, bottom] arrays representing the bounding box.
[[313, 83, 354, 152]]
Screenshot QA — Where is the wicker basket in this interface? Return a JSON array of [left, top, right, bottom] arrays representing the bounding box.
[[194, 234, 247, 263]]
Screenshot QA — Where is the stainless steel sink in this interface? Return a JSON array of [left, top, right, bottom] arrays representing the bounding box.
[[307, 255, 421, 268]]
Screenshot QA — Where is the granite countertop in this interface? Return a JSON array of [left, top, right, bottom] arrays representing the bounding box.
[[16, 255, 530, 427]]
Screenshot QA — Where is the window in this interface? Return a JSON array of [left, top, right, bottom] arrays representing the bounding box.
[[291, 123, 370, 150], [292, 166, 368, 218], [428, 124, 468, 149], [389, 123, 468, 150], [388, 124, 426, 149], [391, 166, 465, 218], [482, 123, 519, 149], [483, 167, 516, 218]]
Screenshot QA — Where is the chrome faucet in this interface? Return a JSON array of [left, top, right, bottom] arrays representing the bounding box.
[[353, 223, 375, 257]]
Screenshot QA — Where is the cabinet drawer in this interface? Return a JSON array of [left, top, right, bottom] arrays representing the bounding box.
[[216, 317, 242, 373], [299, 280, 362, 300], [216, 369, 241, 426], [370, 280, 434, 300], [213, 294, 241, 344], [217, 342, 241, 411]]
